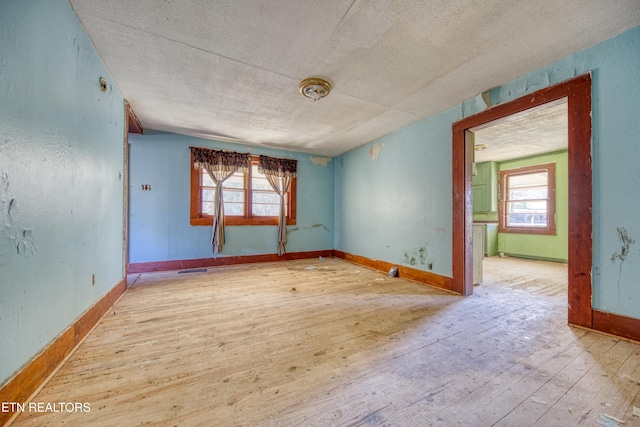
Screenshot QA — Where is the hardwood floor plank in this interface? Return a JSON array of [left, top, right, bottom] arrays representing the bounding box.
[[532, 339, 640, 426], [490, 334, 620, 426], [9, 257, 640, 427]]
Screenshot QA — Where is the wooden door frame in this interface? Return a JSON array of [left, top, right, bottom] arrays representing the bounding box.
[[123, 101, 130, 276], [124, 101, 143, 277], [451, 74, 593, 328]]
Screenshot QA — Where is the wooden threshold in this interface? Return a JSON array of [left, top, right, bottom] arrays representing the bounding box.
[[0, 278, 127, 427]]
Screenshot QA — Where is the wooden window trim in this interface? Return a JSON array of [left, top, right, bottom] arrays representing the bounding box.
[[498, 163, 556, 235], [190, 154, 297, 226]]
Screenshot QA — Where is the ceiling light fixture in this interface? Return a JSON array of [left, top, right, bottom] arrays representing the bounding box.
[[299, 77, 331, 101]]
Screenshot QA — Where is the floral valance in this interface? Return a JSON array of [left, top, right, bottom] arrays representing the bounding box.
[[191, 147, 250, 173], [258, 155, 297, 178]]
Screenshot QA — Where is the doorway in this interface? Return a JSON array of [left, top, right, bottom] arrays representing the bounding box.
[[451, 74, 592, 329], [471, 98, 568, 290]]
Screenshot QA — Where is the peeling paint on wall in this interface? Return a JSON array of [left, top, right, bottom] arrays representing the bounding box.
[[461, 93, 488, 117], [490, 64, 580, 107], [369, 143, 385, 160], [310, 156, 332, 167], [611, 227, 635, 286], [1, 0, 130, 388], [403, 243, 430, 266], [1, 170, 12, 226], [524, 70, 551, 93], [481, 90, 493, 108], [10, 229, 38, 256], [311, 223, 330, 232], [288, 224, 329, 234], [1, 168, 14, 260], [6, 199, 15, 225], [0, 168, 38, 258]]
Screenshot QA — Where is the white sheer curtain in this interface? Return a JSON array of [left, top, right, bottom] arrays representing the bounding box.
[[258, 155, 297, 256], [192, 147, 249, 253]]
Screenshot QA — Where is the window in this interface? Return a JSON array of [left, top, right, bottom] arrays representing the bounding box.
[[190, 155, 296, 226], [499, 163, 556, 235]]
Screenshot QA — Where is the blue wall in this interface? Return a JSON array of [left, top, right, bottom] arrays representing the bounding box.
[[334, 109, 457, 275], [0, 0, 125, 385], [128, 132, 334, 262], [2, 0, 639, 390], [335, 26, 640, 319]]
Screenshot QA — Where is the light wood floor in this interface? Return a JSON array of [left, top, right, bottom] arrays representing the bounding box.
[[10, 257, 640, 426]]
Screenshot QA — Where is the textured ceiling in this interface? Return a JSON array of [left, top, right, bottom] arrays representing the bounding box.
[[69, 0, 640, 156], [474, 99, 568, 163]]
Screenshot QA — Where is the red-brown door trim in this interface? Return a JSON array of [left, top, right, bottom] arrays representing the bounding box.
[[451, 74, 593, 328]]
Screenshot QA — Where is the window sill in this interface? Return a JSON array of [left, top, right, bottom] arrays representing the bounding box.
[[499, 227, 556, 235], [190, 216, 296, 226]]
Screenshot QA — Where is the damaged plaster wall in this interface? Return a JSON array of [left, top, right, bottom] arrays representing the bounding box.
[[368, 143, 385, 160], [334, 108, 457, 277], [128, 131, 334, 262], [335, 25, 640, 318], [0, 0, 125, 385], [310, 156, 332, 167]]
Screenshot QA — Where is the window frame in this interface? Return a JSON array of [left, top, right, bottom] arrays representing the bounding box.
[[498, 163, 556, 235], [190, 154, 296, 226]]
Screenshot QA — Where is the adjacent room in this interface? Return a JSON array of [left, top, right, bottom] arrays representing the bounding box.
[[471, 99, 569, 290], [2, 1, 640, 425]]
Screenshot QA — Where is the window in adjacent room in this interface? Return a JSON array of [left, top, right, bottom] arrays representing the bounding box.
[[190, 155, 296, 226], [498, 163, 556, 235]]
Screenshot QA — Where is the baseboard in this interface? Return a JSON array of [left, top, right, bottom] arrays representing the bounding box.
[[333, 250, 455, 293], [592, 309, 640, 343], [129, 250, 454, 293], [127, 250, 334, 273], [500, 253, 568, 264], [0, 278, 127, 427]]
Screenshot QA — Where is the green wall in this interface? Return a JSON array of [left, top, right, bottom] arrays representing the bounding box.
[[497, 151, 568, 262]]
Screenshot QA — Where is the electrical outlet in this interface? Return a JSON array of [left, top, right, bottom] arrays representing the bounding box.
[[92, 274, 96, 285]]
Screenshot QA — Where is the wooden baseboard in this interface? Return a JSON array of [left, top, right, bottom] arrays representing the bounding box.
[[333, 250, 454, 293], [127, 250, 333, 273], [501, 253, 568, 264], [592, 309, 640, 343], [129, 250, 454, 293], [0, 278, 127, 426]]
